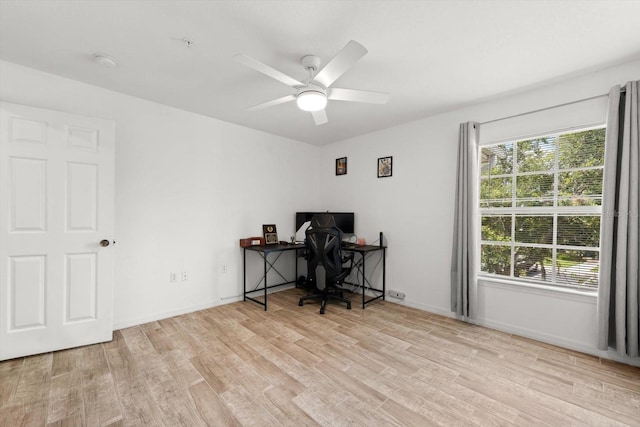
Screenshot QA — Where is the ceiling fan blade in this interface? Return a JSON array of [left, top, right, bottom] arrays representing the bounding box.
[[234, 54, 304, 88], [246, 95, 296, 111], [328, 88, 390, 104], [313, 40, 368, 88], [312, 109, 328, 125]]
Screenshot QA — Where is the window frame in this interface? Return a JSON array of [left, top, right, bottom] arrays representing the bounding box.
[[478, 125, 605, 291]]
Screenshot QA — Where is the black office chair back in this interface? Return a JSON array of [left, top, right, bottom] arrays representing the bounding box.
[[306, 214, 343, 290]]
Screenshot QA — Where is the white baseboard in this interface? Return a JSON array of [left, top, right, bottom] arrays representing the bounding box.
[[398, 298, 639, 367], [402, 299, 457, 319], [113, 296, 242, 330], [113, 284, 297, 330], [112, 290, 639, 368], [470, 316, 640, 367], [471, 316, 592, 354]]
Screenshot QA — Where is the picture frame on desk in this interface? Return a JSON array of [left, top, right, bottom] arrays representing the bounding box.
[[336, 157, 347, 175], [262, 224, 278, 245]]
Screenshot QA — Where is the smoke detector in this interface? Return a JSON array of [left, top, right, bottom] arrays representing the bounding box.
[[94, 54, 117, 69]]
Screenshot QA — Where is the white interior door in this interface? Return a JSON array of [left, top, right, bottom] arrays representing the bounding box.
[[0, 102, 114, 361]]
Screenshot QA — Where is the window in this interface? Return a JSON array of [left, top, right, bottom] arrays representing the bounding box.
[[479, 127, 605, 290]]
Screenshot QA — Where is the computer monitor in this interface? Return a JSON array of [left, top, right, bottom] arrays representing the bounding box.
[[296, 212, 355, 234]]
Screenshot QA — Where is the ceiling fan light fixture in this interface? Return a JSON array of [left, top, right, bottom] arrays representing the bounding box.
[[296, 91, 327, 112]]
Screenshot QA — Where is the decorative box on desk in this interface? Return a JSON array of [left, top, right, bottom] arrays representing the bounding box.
[[242, 243, 306, 310], [239, 237, 265, 247]]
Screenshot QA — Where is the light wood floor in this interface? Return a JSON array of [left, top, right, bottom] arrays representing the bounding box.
[[1, 288, 639, 427]]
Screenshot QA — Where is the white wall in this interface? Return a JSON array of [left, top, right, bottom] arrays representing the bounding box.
[[0, 60, 320, 328], [319, 59, 640, 365], [2, 58, 638, 365]]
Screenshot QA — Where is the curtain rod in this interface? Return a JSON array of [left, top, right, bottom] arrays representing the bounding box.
[[479, 86, 626, 126]]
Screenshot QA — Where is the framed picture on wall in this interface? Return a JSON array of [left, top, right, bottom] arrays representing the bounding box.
[[336, 157, 347, 175], [262, 224, 278, 245], [378, 156, 392, 178]]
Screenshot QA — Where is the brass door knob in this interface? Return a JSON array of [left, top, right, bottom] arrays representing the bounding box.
[[100, 239, 110, 247]]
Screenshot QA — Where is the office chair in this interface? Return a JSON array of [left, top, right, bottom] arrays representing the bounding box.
[[299, 214, 354, 314]]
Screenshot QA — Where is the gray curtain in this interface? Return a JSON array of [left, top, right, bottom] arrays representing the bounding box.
[[597, 80, 639, 357], [451, 122, 479, 318]]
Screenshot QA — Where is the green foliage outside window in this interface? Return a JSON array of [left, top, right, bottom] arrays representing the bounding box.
[[479, 127, 605, 289]]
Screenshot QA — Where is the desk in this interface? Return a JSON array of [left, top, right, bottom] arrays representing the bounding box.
[[342, 245, 387, 308], [243, 242, 387, 311], [243, 243, 305, 311]]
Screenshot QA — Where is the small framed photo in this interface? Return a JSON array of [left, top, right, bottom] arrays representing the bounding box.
[[262, 224, 278, 245], [336, 157, 347, 175], [378, 156, 392, 178]]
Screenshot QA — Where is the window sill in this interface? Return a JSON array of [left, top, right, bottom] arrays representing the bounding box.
[[477, 275, 598, 303]]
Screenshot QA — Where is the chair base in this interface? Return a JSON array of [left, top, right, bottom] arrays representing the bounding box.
[[298, 291, 352, 314]]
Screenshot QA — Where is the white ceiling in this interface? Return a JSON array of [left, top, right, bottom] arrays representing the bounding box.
[[1, 1, 639, 145]]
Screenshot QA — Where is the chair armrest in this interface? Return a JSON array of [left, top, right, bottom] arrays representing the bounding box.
[[341, 252, 355, 265]]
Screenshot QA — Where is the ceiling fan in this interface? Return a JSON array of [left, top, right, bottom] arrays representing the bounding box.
[[234, 40, 390, 125]]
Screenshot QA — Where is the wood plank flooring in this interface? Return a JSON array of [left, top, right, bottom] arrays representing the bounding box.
[[1, 288, 639, 426]]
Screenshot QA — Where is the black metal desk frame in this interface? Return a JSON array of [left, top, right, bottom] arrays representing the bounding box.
[[243, 243, 386, 311], [342, 245, 387, 308], [243, 244, 305, 311]]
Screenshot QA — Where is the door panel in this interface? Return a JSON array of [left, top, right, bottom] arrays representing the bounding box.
[[0, 102, 114, 360], [11, 157, 47, 232], [9, 255, 46, 329], [66, 162, 98, 231], [10, 117, 46, 145], [67, 126, 98, 151], [65, 252, 97, 322]]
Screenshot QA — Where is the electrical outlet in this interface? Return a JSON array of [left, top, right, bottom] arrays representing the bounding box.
[[169, 272, 177, 283], [388, 290, 405, 299], [221, 264, 228, 274], [181, 271, 188, 281]]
